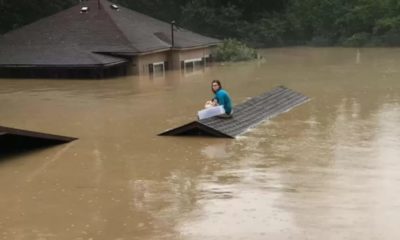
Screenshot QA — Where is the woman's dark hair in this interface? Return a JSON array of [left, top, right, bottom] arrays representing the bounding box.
[[211, 80, 222, 93]]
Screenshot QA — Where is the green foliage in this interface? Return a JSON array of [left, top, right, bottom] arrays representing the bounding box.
[[381, 30, 400, 46], [213, 39, 257, 62], [240, 14, 287, 47], [374, 16, 400, 34], [180, 1, 244, 39], [342, 32, 371, 47], [177, 0, 400, 47]]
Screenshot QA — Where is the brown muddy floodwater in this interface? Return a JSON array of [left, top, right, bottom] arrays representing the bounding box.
[[0, 47, 400, 240]]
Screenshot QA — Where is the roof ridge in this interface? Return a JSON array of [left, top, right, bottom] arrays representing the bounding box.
[[99, 0, 142, 53], [100, 0, 173, 53]]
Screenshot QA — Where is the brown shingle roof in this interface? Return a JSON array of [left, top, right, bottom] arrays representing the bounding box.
[[0, 0, 220, 67]]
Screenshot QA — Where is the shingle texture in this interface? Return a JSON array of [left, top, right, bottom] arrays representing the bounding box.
[[0, 0, 220, 67], [160, 86, 310, 138]]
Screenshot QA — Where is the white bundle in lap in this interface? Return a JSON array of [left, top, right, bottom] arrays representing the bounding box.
[[198, 105, 225, 120]]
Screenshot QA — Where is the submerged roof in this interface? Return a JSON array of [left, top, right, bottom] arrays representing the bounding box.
[[159, 86, 310, 138], [0, 126, 77, 143], [0, 125, 77, 154], [0, 0, 220, 67]]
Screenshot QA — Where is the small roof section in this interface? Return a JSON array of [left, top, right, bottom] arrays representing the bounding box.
[[0, 126, 77, 143], [0, 0, 220, 67]]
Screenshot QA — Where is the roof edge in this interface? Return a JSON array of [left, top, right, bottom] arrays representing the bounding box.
[[159, 121, 234, 138], [108, 42, 221, 56], [0, 60, 127, 69], [0, 126, 77, 142]]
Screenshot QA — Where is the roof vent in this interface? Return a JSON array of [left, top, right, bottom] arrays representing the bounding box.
[[80, 6, 89, 13], [110, 4, 119, 10]]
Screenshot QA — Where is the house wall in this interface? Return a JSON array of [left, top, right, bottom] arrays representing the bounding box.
[[169, 48, 212, 70], [178, 47, 212, 60], [132, 52, 168, 75], [132, 47, 215, 75]]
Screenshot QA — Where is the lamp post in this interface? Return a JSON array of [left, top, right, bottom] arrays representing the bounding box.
[[171, 20, 175, 48]]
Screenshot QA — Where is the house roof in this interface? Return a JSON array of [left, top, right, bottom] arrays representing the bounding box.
[[159, 86, 310, 138], [0, 0, 220, 67], [0, 125, 76, 153]]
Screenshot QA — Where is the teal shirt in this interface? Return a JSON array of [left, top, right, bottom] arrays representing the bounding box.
[[214, 89, 232, 114]]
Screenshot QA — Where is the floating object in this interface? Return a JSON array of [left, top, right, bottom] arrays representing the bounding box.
[[198, 105, 225, 120], [80, 6, 89, 13], [159, 86, 310, 138], [0, 126, 76, 152], [110, 4, 119, 10]]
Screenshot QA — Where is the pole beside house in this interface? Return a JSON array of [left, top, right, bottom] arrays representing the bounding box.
[[171, 20, 175, 48]]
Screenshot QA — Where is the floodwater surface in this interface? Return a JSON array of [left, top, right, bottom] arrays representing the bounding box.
[[0, 48, 399, 240]]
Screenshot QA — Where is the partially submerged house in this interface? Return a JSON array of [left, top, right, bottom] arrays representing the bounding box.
[[0, 0, 220, 78]]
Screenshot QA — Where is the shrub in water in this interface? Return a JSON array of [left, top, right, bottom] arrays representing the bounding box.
[[382, 30, 400, 46], [213, 39, 257, 62], [308, 36, 334, 47], [342, 32, 371, 47]]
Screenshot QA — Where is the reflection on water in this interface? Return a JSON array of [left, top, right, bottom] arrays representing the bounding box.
[[0, 48, 400, 239]]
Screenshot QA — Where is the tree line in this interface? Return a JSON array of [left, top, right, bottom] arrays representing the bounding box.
[[1, 0, 400, 47]]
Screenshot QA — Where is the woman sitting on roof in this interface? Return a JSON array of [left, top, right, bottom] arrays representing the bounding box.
[[204, 80, 233, 117]]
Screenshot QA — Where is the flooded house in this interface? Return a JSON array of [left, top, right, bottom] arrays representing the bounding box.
[[0, 0, 220, 78]]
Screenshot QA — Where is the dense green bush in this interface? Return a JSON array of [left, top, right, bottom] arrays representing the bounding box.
[[176, 0, 400, 47], [213, 39, 257, 62]]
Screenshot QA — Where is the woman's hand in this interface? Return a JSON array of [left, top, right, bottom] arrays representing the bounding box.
[[204, 100, 217, 108]]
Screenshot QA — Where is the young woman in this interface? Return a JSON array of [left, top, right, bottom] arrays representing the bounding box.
[[204, 80, 233, 116]]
